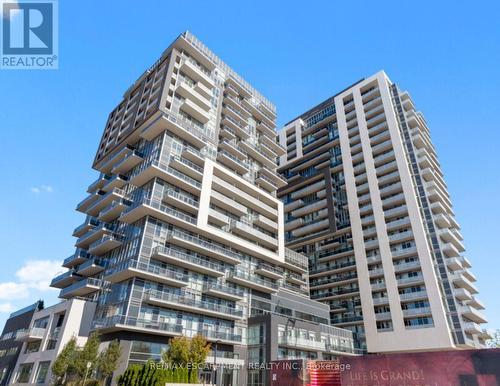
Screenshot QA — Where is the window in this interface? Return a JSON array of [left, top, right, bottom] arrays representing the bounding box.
[[25, 341, 41, 354], [17, 363, 34, 383], [35, 362, 50, 384]]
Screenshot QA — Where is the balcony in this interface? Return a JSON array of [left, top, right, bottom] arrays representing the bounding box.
[[111, 150, 143, 175], [371, 282, 386, 291], [252, 213, 278, 233], [176, 79, 211, 111], [260, 167, 287, 188], [217, 149, 250, 174], [202, 283, 244, 301], [386, 217, 411, 231], [254, 263, 283, 280], [180, 98, 210, 124], [375, 312, 392, 321], [397, 275, 424, 286], [101, 174, 129, 193], [72, 216, 100, 238], [446, 257, 462, 271], [140, 112, 207, 148], [227, 271, 278, 293], [394, 260, 421, 272], [391, 246, 418, 259], [463, 322, 483, 335], [77, 258, 105, 276], [388, 230, 413, 244], [458, 306, 487, 324], [221, 115, 251, 139], [88, 234, 123, 255], [469, 296, 485, 310], [86, 188, 128, 217], [399, 291, 428, 301], [278, 336, 325, 351], [169, 156, 204, 181], [310, 287, 359, 301], [210, 190, 247, 217], [180, 58, 214, 89], [120, 197, 197, 231], [434, 213, 451, 228], [165, 230, 241, 265], [219, 139, 246, 159], [437, 229, 465, 252], [59, 278, 103, 299], [152, 246, 225, 277], [402, 307, 432, 317], [143, 290, 243, 320], [260, 135, 285, 156], [16, 327, 46, 342], [224, 94, 251, 117], [105, 260, 189, 287], [239, 140, 276, 169], [63, 249, 90, 268], [442, 242, 461, 258], [286, 272, 307, 285], [76, 191, 104, 213], [255, 172, 277, 192], [372, 297, 389, 305], [93, 315, 183, 337], [50, 270, 79, 289], [163, 190, 199, 214], [454, 287, 472, 301], [384, 205, 408, 219], [130, 159, 202, 193], [227, 219, 278, 249], [87, 174, 110, 193], [98, 199, 130, 222], [211, 176, 278, 219], [292, 219, 329, 238], [256, 120, 275, 139], [284, 248, 309, 273], [75, 223, 118, 249], [450, 273, 478, 294]]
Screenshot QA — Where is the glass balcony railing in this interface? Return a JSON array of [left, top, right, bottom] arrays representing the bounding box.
[[145, 290, 244, 317], [107, 259, 189, 283], [202, 283, 244, 298], [152, 246, 224, 274], [166, 230, 242, 263]]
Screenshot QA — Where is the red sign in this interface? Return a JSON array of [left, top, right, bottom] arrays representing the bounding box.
[[270, 349, 500, 386]]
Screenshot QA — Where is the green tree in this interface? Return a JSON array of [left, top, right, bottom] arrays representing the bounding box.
[[97, 340, 122, 385], [51, 337, 78, 385], [187, 334, 210, 383], [162, 336, 190, 368], [74, 332, 100, 380]]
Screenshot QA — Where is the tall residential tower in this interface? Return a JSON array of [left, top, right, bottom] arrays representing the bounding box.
[[278, 71, 490, 353], [49, 32, 356, 386]]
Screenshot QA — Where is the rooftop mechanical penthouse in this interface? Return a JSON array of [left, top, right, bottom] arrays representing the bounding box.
[[49, 32, 357, 386], [277, 71, 490, 354]]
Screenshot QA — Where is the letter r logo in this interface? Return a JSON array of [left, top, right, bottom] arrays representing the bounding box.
[[2, 1, 53, 55]]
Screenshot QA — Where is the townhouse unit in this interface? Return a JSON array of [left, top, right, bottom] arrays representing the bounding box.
[[278, 71, 490, 353], [0, 302, 43, 385], [48, 32, 357, 386], [9, 299, 96, 386]]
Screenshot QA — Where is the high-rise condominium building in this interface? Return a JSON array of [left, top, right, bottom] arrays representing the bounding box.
[[277, 71, 490, 353], [49, 32, 356, 385]]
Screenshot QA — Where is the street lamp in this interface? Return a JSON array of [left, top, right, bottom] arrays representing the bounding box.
[[213, 339, 221, 386]]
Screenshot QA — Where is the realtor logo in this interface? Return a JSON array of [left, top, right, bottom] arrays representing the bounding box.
[[1, 0, 58, 69]]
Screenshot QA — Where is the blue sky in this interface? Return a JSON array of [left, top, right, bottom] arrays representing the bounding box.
[[0, 0, 499, 331]]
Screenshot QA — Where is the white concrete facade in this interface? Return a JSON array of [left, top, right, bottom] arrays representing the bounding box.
[[9, 299, 96, 386], [278, 71, 489, 353]]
